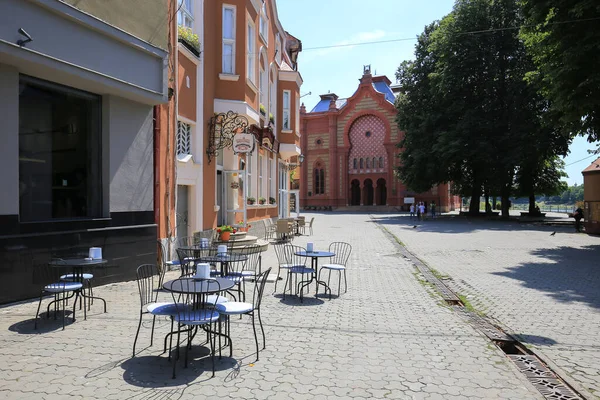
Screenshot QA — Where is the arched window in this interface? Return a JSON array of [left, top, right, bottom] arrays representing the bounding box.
[[373, 157, 377, 169], [360, 158, 364, 169], [353, 158, 357, 169], [314, 168, 325, 194], [379, 157, 384, 168], [366, 158, 370, 169]]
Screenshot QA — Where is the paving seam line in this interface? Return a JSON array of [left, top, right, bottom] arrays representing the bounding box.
[[372, 215, 587, 400]]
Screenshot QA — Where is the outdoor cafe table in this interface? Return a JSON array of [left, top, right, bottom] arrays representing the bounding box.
[[294, 250, 335, 297], [48, 258, 108, 320], [177, 248, 248, 276], [162, 277, 235, 351]]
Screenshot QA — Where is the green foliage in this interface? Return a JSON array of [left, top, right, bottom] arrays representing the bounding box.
[[259, 104, 266, 115], [395, 0, 571, 217], [177, 25, 200, 53], [520, 0, 600, 143]]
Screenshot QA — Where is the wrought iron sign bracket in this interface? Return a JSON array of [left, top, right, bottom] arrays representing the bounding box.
[[206, 111, 249, 164]]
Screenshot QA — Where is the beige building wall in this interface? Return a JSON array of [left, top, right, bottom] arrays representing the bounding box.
[[62, 0, 169, 49]]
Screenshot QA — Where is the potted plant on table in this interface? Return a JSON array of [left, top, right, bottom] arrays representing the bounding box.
[[258, 197, 266, 205], [217, 225, 235, 241], [247, 197, 256, 205]]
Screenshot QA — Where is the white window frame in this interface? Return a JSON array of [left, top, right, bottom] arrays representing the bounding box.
[[176, 121, 192, 156], [246, 16, 256, 84], [259, 3, 268, 44], [269, 67, 276, 128], [247, 151, 253, 199], [259, 52, 267, 109], [295, 93, 300, 134], [222, 5, 236, 75], [282, 90, 291, 131], [178, 0, 194, 28], [269, 156, 275, 198], [275, 34, 282, 65], [258, 154, 264, 199]]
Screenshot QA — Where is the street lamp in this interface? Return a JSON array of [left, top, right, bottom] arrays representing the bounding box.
[[287, 154, 305, 171]]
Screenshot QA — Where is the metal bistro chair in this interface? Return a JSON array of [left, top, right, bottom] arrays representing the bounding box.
[[308, 217, 315, 236], [171, 278, 221, 379], [216, 268, 271, 362], [132, 264, 184, 358], [227, 244, 262, 302], [297, 216, 307, 235], [282, 245, 314, 303], [273, 242, 292, 293], [319, 242, 352, 299], [175, 247, 207, 277], [275, 219, 293, 242], [35, 261, 83, 331]]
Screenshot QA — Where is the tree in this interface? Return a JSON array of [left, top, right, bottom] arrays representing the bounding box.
[[397, 0, 566, 217], [521, 0, 600, 143]]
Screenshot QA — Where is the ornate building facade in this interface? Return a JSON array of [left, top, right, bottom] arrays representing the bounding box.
[[300, 67, 460, 211]]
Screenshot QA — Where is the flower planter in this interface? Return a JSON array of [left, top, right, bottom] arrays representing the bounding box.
[[220, 231, 231, 241]]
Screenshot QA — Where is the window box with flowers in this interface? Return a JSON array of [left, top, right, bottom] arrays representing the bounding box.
[[177, 26, 200, 57], [258, 197, 266, 205], [217, 225, 236, 241], [269, 197, 276, 205], [259, 104, 266, 116], [247, 197, 256, 205]]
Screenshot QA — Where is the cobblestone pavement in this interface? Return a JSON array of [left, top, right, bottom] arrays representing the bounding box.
[[377, 211, 600, 399], [0, 213, 542, 399]]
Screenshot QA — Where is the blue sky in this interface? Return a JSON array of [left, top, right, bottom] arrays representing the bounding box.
[[277, 0, 597, 185]]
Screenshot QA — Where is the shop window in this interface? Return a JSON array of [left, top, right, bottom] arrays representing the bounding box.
[[19, 75, 102, 221]]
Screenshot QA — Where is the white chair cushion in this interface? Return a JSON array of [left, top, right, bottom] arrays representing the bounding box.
[[203, 295, 228, 306], [228, 271, 254, 277], [175, 310, 220, 325], [45, 282, 83, 293], [60, 273, 94, 281], [215, 302, 254, 315], [289, 266, 315, 275], [280, 264, 293, 269], [321, 263, 346, 271], [147, 302, 183, 316]]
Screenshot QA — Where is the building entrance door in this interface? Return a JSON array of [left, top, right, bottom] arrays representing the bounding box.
[[363, 179, 374, 206], [350, 179, 360, 206], [376, 178, 387, 205]]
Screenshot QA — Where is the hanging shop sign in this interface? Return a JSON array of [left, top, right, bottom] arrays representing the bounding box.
[[232, 133, 255, 154], [262, 136, 274, 151]]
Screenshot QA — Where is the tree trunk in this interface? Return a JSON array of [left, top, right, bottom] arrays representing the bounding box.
[[484, 192, 490, 214], [501, 187, 510, 219], [528, 194, 536, 214], [468, 185, 481, 215], [493, 196, 497, 210]]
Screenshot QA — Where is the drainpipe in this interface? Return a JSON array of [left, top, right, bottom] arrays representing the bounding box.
[[153, 105, 161, 234]]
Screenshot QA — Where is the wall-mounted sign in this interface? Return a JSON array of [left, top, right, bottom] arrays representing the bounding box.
[[232, 133, 255, 154], [262, 136, 273, 151], [404, 197, 415, 204]]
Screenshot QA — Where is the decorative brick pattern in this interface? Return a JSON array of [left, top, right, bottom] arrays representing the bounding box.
[[347, 115, 387, 172]]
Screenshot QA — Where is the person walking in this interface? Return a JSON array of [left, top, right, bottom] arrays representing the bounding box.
[[418, 202, 426, 221], [409, 204, 415, 220], [573, 207, 584, 232]]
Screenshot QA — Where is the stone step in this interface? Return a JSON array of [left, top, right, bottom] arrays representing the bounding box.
[[229, 239, 270, 253]]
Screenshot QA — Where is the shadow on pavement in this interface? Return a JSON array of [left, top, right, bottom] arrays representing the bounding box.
[[492, 244, 600, 308], [121, 350, 238, 388], [514, 333, 558, 347], [272, 293, 325, 306], [371, 214, 578, 235], [8, 312, 75, 334]]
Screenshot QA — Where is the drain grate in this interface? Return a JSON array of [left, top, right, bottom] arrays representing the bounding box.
[[374, 218, 586, 400], [453, 306, 514, 342]]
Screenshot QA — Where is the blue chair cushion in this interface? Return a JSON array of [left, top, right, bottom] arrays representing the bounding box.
[[203, 295, 228, 306], [321, 263, 346, 271], [175, 310, 220, 325], [215, 302, 253, 315], [45, 282, 83, 293], [289, 266, 315, 275], [147, 302, 183, 316], [60, 273, 94, 281]]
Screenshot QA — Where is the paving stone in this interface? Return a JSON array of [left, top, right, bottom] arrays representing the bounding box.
[[0, 213, 545, 399]]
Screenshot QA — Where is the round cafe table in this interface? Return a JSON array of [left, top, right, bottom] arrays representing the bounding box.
[[49, 258, 108, 320], [162, 277, 235, 294], [294, 250, 335, 297]]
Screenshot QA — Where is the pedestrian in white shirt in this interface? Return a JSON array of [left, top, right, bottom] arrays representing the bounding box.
[[409, 204, 415, 220], [418, 203, 426, 220]]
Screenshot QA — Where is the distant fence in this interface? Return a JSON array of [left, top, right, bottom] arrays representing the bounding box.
[[510, 203, 574, 214]]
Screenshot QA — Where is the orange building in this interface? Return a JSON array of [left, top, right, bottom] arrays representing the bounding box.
[[582, 157, 600, 234], [171, 0, 303, 242], [300, 66, 460, 212]]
